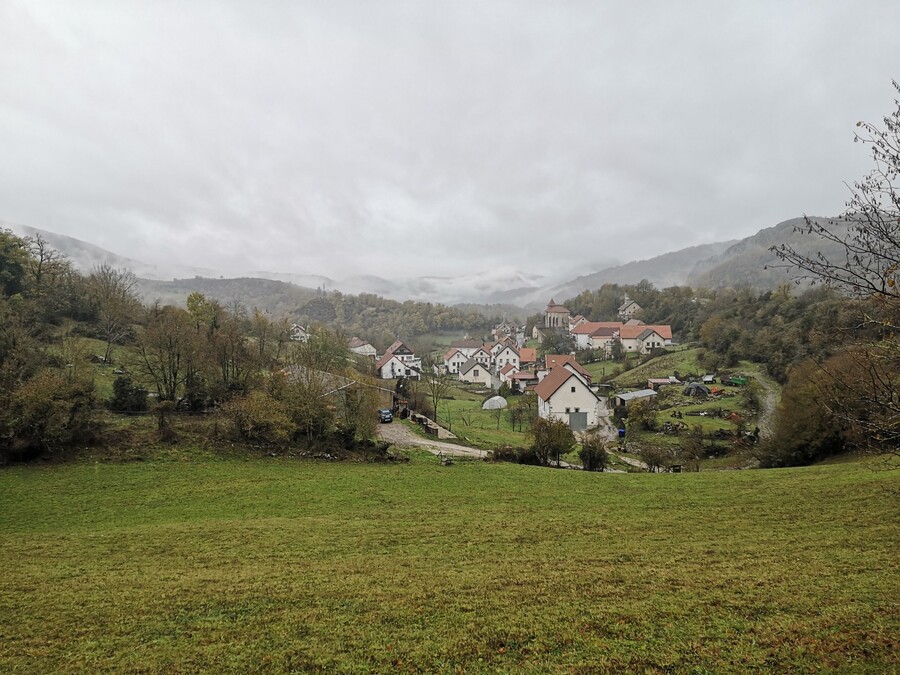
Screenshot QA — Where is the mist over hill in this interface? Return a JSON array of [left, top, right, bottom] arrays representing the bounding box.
[[4, 217, 846, 312]]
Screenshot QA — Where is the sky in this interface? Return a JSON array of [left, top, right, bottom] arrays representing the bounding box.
[[1, 1, 899, 282]]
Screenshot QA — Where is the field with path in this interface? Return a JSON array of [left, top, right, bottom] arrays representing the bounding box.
[[1, 453, 897, 672]]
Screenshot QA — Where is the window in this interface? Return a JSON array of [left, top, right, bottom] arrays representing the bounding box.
[[474, 369, 479, 376], [571, 386, 576, 392], [565, 407, 571, 413], [575, 407, 580, 413]]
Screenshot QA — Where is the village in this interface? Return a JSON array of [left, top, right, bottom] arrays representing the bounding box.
[[286, 296, 723, 440]]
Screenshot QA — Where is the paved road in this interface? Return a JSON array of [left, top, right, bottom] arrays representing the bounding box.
[[377, 422, 488, 459]]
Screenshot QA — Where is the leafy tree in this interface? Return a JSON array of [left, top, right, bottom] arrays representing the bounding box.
[[540, 330, 574, 357], [0, 229, 29, 297], [529, 417, 575, 467], [578, 431, 610, 471], [110, 375, 148, 412]]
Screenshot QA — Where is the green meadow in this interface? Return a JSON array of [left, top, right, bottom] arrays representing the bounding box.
[[1, 454, 897, 672]]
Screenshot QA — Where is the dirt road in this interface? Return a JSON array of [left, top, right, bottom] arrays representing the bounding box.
[[377, 422, 488, 459]]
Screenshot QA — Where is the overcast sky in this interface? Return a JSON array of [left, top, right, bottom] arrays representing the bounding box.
[[1, 1, 898, 281]]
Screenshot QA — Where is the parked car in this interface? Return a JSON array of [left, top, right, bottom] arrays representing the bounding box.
[[378, 408, 393, 423]]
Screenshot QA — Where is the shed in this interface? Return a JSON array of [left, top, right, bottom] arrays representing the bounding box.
[[615, 389, 658, 407], [683, 382, 710, 397]]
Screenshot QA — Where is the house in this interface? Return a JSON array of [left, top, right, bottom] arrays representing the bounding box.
[[375, 353, 421, 380], [290, 324, 309, 342], [449, 338, 487, 358], [571, 321, 624, 350], [375, 340, 422, 379], [569, 314, 588, 332], [617, 325, 673, 354], [534, 366, 605, 430], [470, 347, 492, 368], [443, 348, 469, 375], [348, 337, 376, 358], [517, 347, 537, 367], [508, 370, 539, 393], [491, 320, 518, 341], [614, 389, 658, 407], [458, 358, 493, 387], [617, 295, 643, 321], [493, 344, 520, 372], [498, 363, 519, 384]]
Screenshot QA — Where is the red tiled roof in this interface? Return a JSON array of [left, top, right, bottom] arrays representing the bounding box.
[[534, 366, 580, 401], [618, 324, 672, 340], [510, 370, 538, 380], [544, 354, 591, 380], [443, 347, 461, 361], [518, 347, 537, 363], [499, 363, 517, 376]]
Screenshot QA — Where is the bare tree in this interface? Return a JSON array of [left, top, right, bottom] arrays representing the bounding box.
[[770, 82, 900, 455], [88, 264, 141, 363], [425, 371, 452, 424]]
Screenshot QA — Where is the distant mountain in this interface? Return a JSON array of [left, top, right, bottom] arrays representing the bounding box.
[[547, 241, 738, 302], [4, 217, 846, 310], [684, 216, 849, 290]]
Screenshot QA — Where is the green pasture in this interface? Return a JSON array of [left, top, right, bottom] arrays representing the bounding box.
[[0, 455, 896, 672]]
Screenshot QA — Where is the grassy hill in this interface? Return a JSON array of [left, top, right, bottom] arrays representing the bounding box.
[[1, 454, 896, 672]]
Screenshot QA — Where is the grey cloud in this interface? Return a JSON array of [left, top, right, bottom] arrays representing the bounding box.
[[1, 1, 899, 282]]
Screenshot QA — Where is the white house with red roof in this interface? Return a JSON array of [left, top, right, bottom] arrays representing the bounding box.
[[375, 340, 422, 379], [617, 325, 673, 354], [443, 348, 469, 375], [498, 363, 519, 384], [534, 366, 605, 430]]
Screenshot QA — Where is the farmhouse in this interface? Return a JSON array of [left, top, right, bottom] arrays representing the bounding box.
[[534, 366, 605, 430], [498, 363, 519, 384], [449, 338, 486, 358], [508, 370, 538, 393]]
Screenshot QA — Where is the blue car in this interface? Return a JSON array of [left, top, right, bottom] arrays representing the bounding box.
[[379, 408, 393, 423]]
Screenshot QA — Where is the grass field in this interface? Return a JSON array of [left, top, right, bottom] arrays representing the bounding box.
[[1, 454, 897, 672]]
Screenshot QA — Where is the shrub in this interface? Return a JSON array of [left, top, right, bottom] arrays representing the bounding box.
[[578, 432, 610, 471], [221, 391, 292, 444], [109, 375, 148, 413]]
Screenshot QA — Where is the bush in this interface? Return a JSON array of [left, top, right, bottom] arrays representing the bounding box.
[[221, 391, 293, 444], [578, 432, 610, 471], [529, 417, 575, 466], [490, 445, 542, 465], [109, 376, 148, 412]]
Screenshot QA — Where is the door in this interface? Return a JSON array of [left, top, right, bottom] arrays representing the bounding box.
[[568, 411, 588, 431]]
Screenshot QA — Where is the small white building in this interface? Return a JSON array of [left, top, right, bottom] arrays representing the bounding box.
[[290, 324, 310, 342], [375, 340, 421, 379], [617, 325, 673, 354], [498, 363, 519, 384], [534, 366, 605, 430]]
